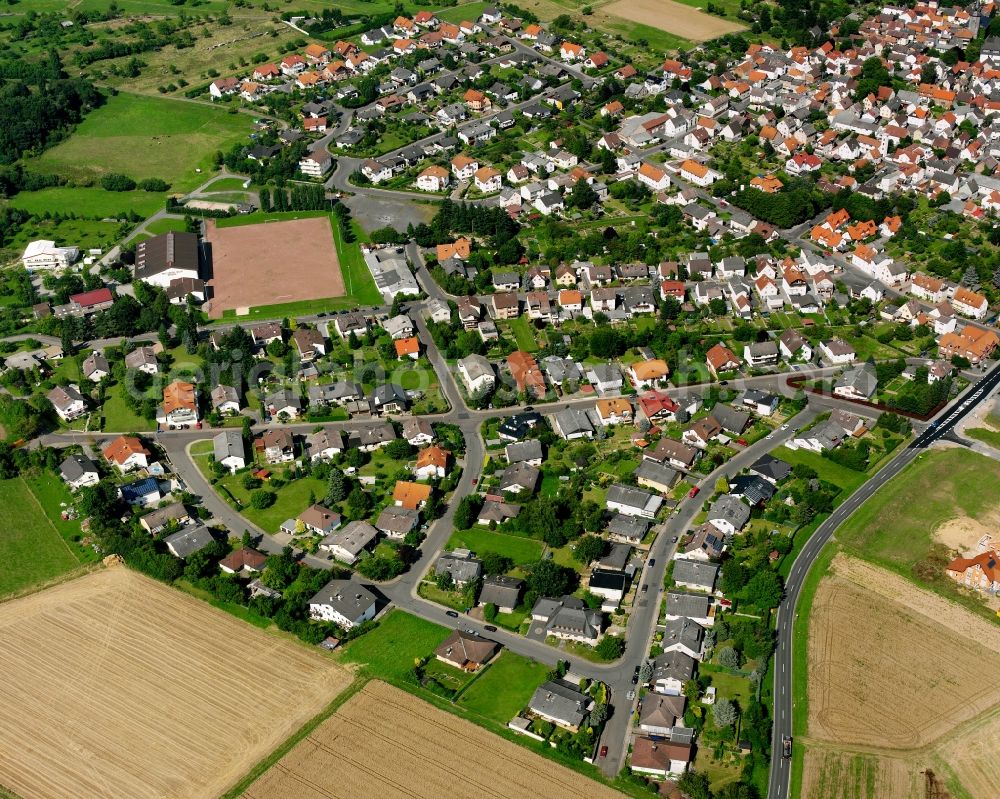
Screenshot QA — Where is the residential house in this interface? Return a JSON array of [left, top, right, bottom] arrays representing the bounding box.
[[219, 547, 267, 576], [261, 429, 295, 463], [124, 346, 159, 375], [528, 680, 591, 730], [499, 461, 541, 494], [435, 630, 499, 671], [531, 596, 603, 645], [102, 435, 151, 473], [707, 494, 750, 535], [212, 430, 246, 473], [457, 354, 495, 394], [298, 503, 343, 536], [308, 580, 377, 628], [375, 506, 419, 539], [138, 502, 189, 535], [834, 361, 878, 400], [945, 550, 1000, 593], [638, 693, 687, 736], [59, 454, 100, 490], [706, 343, 741, 377], [415, 445, 449, 480], [82, 351, 110, 382], [320, 520, 378, 564], [672, 559, 719, 592], [209, 384, 241, 415], [606, 483, 663, 519], [478, 574, 524, 613], [820, 338, 856, 364], [435, 549, 483, 586], [630, 737, 692, 778], [48, 384, 86, 422], [158, 380, 198, 428], [651, 650, 696, 696], [164, 525, 213, 559], [629, 359, 670, 388], [661, 616, 705, 660]]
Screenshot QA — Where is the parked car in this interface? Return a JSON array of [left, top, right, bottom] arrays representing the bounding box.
[[446, 610, 459, 618], [648, 558, 655, 568], [484, 624, 497, 632], [688, 486, 700, 498], [599, 745, 608, 758]]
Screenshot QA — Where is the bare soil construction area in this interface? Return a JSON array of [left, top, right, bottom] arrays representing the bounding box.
[[0, 567, 350, 799], [934, 514, 996, 555], [602, 0, 746, 41], [802, 554, 1000, 798], [242, 680, 626, 799], [205, 216, 345, 318]]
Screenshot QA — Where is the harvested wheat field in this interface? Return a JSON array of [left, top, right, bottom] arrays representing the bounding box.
[[933, 709, 1000, 799], [0, 566, 350, 799], [243, 680, 625, 799], [808, 555, 1000, 749], [802, 554, 1000, 798], [603, 0, 745, 41], [800, 749, 918, 799]]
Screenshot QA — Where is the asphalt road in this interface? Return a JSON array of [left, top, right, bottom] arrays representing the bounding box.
[[767, 361, 1000, 799]]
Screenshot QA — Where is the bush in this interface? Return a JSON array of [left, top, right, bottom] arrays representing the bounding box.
[[249, 489, 276, 509], [100, 173, 137, 192], [595, 635, 625, 660], [137, 177, 170, 192]]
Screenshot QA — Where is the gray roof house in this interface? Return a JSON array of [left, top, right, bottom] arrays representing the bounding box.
[[375, 506, 419, 538], [478, 574, 524, 613], [707, 403, 751, 435], [607, 513, 650, 544], [652, 650, 697, 695], [59, 454, 100, 490], [212, 429, 246, 473], [499, 461, 541, 494], [707, 494, 751, 534], [749, 453, 792, 484], [661, 616, 705, 660], [531, 595, 603, 644], [529, 680, 591, 730], [505, 438, 544, 465], [319, 520, 379, 564], [164, 525, 214, 559], [634, 460, 679, 493], [834, 361, 878, 400], [550, 407, 594, 440], [665, 591, 714, 625], [672, 559, 719, 592], [308, 579, 377, 629], [606, 483, 663, 519], [435, 549, 483, 586]]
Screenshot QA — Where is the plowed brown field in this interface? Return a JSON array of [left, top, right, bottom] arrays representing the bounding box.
[[801, 554, 1000, 798], [0, 567, 350, 799], [243, 680, 626, 799]]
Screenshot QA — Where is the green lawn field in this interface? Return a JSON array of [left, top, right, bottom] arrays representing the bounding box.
[[339, 610, 451, 683], [771, 445, 868, 498], [836, 448, 1000, 570], [0, 476, 87, 597], [10, 186, 166, 219], [3, 212, 127, 255], [457, 650, 549, 723], [30, 93, 254, 192], [446, 527, 544, 565], [101, 384, 156, 433], [191, 449, 328, 532], [143, 217, 190, 236]]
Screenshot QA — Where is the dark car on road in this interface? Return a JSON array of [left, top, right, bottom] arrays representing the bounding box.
[[446, 610, 459, 618], [484, 625, 497, 632]]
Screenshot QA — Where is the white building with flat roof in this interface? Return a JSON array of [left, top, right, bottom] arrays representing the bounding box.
[[22, 240, 79, 271]]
